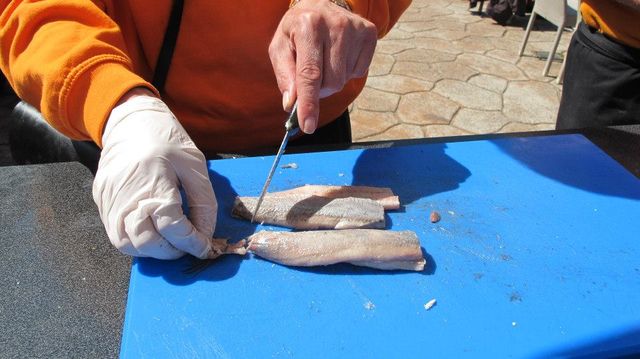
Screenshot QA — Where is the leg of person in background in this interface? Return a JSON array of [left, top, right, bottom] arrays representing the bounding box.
[[556, 23, 640, 130]]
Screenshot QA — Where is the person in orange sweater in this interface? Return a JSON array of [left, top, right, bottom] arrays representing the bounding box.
[[0, 0, 411, 259], [556, 0, 640, 129]]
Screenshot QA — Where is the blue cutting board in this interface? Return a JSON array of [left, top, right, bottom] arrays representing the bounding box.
[[120, 134, 640, 358]]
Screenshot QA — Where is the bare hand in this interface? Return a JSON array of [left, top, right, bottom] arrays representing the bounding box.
[[269, 0, 377, 133]]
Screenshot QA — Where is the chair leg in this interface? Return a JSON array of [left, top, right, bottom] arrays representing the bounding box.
[[556, 53, 567, 84], [543, 26, 564, 77], [556, 26, 577, 84], [478, 0, 485, 13], [518, 12, 537, 57]]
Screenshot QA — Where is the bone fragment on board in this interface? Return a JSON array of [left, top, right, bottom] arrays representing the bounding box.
[[232, 195, 385, 230], [269, 185, 400, 210], [247, 229, 425, 271]]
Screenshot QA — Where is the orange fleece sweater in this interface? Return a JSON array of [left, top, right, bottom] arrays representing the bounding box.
[[581, 0, 640, 48], [0, 0, 411, 152]]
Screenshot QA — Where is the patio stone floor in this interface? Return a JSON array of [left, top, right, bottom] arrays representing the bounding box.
[[350, 0, 574, 142]]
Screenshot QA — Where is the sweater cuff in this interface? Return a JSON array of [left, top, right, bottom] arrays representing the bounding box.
[[60, 56, 159, 147]]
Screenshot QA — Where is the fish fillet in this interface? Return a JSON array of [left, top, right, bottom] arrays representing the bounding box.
[[247, 229, 425, 271], [270, 185, 400, 210], [232, 195, 385, 230]]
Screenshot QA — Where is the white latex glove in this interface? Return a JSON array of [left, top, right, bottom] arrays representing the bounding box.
[[93, 94, 217, 259]]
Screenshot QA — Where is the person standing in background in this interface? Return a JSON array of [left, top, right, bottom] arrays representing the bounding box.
[[556, 0, 640, 129]]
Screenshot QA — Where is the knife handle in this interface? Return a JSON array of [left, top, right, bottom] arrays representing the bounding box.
[[285, 102, 300, 136]]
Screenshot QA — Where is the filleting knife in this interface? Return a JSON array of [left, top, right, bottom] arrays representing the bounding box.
[[251, 102, 300, 222]]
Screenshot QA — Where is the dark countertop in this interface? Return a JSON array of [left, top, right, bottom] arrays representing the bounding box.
[[0, 162, 130, 358], [0, 126, 638, 357]]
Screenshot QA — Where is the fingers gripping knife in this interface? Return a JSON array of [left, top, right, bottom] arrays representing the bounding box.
[[251, 102, 300, 222]]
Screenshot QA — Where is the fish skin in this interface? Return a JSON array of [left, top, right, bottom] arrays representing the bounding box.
[[232, 195, 385, 230], [270, 185, 400, 210], [247, 229, 426, 271]]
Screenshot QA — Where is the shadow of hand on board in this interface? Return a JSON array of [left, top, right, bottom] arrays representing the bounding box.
[[351, 144, 472, 205]]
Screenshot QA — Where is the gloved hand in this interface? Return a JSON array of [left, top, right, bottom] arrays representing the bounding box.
[[93, 93, 217, 259]]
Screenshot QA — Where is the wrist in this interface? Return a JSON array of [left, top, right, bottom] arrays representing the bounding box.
[[115, 87, 158, 107], [290, 0, 352, 11]]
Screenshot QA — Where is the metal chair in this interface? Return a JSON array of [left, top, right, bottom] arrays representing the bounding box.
[[517, 0, 579, 77]]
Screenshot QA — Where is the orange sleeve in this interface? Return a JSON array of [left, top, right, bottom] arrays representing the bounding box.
[[347, 0, 413, 38], [0, 1, 158, 146]]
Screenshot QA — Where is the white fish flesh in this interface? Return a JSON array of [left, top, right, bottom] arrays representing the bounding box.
[[247, 229, 425, 271], [232, 195, 385, 230], [269, 185, 400, 210]]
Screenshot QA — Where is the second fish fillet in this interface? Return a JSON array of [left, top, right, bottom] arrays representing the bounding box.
[[247, 229, 426, 271]]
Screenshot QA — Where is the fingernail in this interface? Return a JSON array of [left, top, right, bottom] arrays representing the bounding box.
[[303, 117, 316, 134], [282, 91, 290, 111]]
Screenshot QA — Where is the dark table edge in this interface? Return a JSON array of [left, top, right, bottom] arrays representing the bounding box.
[[210, 126, 640, 179]]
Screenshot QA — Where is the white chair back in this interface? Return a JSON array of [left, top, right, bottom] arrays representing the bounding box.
[[533, 0, 568, 26]]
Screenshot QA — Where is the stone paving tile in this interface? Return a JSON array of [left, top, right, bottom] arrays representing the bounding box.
[[394, 48, 457, 63], [350, 0, 567, 141], [412, 37, 464, 54], [465, 22, 507, 38], [398, 21, 439, 33], [502, 81, 560, 124], [385, 28, 415, 40], [365, 74, 433, 94], [451, 109, 510, 133], [355, 86, 400, 112], [349, 108, 398, 139], [430, 61, 481, 81], [375, 40, 416, 55], [361, 123, 425, 141], [467, 74, 508, 93], [368, 53, 396, 76], [396, 92, 459, 125], [456, 53, 528, 81], [486, 49, 519, 64], [498, 122, 556, 133], [433, 80, 502, 111], [451, 36, 496, 54], [423, 124, 473, 137], [517, 55, 563, 80], [492, 37, 525, 52], [414, 29, 469, 41]]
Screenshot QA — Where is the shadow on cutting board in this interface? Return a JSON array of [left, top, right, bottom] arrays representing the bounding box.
[[534, 323, 640, 358], [351, 145, 472, 205], [492, 134, 640, 200]]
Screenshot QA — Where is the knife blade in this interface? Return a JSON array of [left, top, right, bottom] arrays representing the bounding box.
[[251, 102, 300, 222]]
